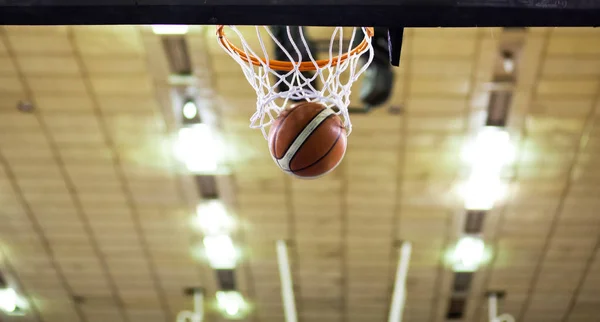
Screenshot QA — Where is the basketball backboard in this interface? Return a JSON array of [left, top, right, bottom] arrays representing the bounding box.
[[1, 0, 599, 27]]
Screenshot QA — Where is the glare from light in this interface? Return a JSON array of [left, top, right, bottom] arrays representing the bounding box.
[[216, 291, 248, 319], [196, 200, 235, 235], [182, 101, 198, 120], [461, 175, 507, 211], [451, 236, 485, 272], [174, 124, 222, 173], [462, 126, 515, 174], [503, 57, 515, 73], [0, 288, 18, 313], [152, 25, 189, 35], [203, 235, 238, 269]]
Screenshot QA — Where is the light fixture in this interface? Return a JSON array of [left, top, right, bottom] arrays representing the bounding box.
[[462, 126, 515, 174], [460, 126, 511, 210], [450, 236, 486, 272], [0, 288, 18, 313], [195, 200, 235, 235], [174, 124, 222, 173], [461, 175, 507, 211], [203, 235, 238, 269], [216, 291, 249, 319], [182, 100, 199, 120], [152, 25, 189, 35], [502, 51, 515, 74]]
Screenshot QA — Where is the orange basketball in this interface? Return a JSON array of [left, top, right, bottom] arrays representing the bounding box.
[[268, 101, 347, 179]]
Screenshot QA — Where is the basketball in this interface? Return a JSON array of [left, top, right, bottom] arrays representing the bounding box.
[[268, 102, 347, 178]]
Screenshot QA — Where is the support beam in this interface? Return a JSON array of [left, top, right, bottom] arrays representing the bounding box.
[[388, 242, 412, 322], [276, 240, 298, 322]]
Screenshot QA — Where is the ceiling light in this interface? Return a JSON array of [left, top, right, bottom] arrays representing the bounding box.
[[174, 124, 222, 174], [0, 288, 18, 313], [195, 200, 235, 235], [152, 25, 189, 35], [461, 175, 507, 211], [503, 59, 515, 74], [203, 235, 238, 269], [216, 291, 249, 319], [450, 236, 486, 272], [182, 100, 199, 120], [462, 126, 515, 175], [502, 51, 515, 73]]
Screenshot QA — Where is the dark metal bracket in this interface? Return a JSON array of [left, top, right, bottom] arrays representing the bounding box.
[[388, 27, 404, 67]]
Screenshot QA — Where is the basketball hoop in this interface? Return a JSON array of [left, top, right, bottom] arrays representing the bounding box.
[[217, 26, 375, 138]]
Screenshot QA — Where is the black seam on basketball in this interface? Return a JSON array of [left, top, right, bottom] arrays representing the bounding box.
[[290, 114, 340, 172], [273, 102, 314, 159]]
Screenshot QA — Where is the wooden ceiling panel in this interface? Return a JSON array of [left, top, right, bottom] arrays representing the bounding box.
[[82, 57, 149, 75], [89, 76, 154, 95], [0, 75, 25, 94], [546, 36, 600, 55], [4, 27, 73, 55], [96, 95, 162, 113], [0, 36, 6, 54], [411, 59, 474, 77], [411, 37, 477, 57], [43, 111, 102, 130], [537, 80, 599, 96], [542, 58, 600, 77], [215, 77, 258, 98], [0, 55, 16, 74], [33, 95, 95, 112], [127, 309, 168, 322], [532, 97, 594, 117], [413, 28, 480, 38], [410, 78, 472, 96], [81, 309, 124, 322], [18, 56, 81, 76], [72, 26, 144, 56], [406, 115, 467, 133], [27, 76, 87, 94], [406, 97, 468, 115]]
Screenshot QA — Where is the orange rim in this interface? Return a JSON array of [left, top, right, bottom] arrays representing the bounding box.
[[216, 26, 374, 72]]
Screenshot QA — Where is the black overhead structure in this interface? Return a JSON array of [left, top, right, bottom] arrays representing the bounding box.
[[0, 0, 599, 27]]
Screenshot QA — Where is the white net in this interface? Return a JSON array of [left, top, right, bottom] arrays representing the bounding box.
[[217, 26, 374, 138]]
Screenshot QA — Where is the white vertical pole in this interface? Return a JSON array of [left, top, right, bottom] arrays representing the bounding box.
[[488, 294, 498, 322], [276, 240, 298, 322], [176, 289, 204, 322], [193, 290, 204, 322], [388, 242, 412, 322]]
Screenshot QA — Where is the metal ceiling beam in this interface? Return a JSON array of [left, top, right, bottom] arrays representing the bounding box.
[[0, 0, 599, 26]]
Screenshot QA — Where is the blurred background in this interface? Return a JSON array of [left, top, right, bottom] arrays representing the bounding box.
[[0, 25, 598, 322]]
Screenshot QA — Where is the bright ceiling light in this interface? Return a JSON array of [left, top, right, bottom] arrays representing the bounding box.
[[174, 124, 222, 174], [462, 126, 515, 174], [0, 288, 18, 313], [450, 236, 486, 272], [502, 51, 515, 74], [196, 200, 235, 235], [182, 100, 199, 120], [216, 291, 249, 319], [461, 175, 507, 211], [503, 58, 515, 74], [152, 25, 189, 35], [203, 235, 238, 269]]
